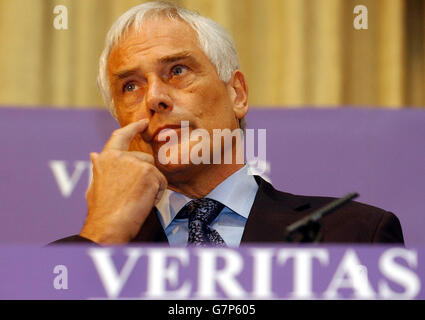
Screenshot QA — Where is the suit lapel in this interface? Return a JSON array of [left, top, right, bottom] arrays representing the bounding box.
[[241, 176, 313, 243]]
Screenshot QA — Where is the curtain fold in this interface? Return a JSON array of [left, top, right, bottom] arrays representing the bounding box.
[[0, 0, 423, 109]]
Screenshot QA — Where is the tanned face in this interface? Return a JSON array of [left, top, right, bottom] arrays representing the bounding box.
[[107, 16, 248, 177]]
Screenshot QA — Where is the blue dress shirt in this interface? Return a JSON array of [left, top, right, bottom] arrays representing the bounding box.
[[155, 165, 259, 247]]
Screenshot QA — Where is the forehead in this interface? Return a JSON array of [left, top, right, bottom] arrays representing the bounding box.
[[107, 16, 206, 70]]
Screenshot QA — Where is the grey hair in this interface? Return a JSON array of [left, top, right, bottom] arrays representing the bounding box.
[[97, 1, 246, 130]]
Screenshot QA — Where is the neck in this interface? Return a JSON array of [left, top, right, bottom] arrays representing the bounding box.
[[166, 163, 244, 198]]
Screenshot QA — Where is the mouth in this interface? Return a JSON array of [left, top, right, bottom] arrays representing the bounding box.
[[151, 124, 183, 143]]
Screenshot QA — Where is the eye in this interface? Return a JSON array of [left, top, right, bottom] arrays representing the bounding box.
[[123, 82, 138, 93], [171, 65, 188, 77]]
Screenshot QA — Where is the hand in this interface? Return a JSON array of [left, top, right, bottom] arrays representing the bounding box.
[[80, 119, 168, 244]]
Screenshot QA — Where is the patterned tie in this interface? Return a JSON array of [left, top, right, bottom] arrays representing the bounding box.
[[177, 198, 226, 247]]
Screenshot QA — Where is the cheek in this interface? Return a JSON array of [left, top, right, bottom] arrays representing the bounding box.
[[116, 107, 133, 126], [116, 104, 149, 126], [191, 82, 229, 117], [201, 86, 234, 124]]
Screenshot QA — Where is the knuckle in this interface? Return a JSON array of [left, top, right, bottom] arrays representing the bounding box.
[[103, 149, 121, 159], [131, 152, 154, 164], [140, 162, 155, 174], [140, 165, 159, 181], [144, 154, 155, 164], [125, 156, 150, 172], [90, 157, 98, 167], [111, 128, 124, 137], [154, 181, 160, 191]]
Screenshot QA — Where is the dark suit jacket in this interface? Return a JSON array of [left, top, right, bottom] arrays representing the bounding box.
[[51, 176, 404, 245]]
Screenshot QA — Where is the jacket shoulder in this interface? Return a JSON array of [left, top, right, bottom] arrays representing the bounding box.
[[285, 192, 404, 243], [254, 177, 404, 243]]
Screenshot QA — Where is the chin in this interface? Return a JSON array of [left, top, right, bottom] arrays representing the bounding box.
[[152, 139, 206, 173], [155, 161, 204, 185], [155, 160, 192, 173]]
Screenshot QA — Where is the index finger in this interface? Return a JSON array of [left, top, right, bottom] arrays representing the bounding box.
[[103, 119, 149, 151]]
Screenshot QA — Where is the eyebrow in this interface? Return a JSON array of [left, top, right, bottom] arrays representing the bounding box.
[[113, 51, 194, 79], [114, 69, 138, 79], [158, 51, 192, 64]]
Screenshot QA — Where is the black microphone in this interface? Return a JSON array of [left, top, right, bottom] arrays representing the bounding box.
[[284, 192, 359, 243]]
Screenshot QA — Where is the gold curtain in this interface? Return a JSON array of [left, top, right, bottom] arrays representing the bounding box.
[[0, 0, 423, 110]]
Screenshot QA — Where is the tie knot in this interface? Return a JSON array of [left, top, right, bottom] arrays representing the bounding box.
[[178, 198, 224, 225]]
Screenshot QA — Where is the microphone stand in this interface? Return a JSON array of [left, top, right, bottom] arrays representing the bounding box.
[[284, 192, 359, 243]]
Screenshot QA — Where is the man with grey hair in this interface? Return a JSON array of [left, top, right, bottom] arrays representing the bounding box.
[[53, 1, 403, 246]]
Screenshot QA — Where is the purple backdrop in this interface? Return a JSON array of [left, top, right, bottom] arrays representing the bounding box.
[[0, 106, 424, 245]]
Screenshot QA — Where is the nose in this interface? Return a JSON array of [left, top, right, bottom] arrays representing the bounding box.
[[145, 76, 173, 116]]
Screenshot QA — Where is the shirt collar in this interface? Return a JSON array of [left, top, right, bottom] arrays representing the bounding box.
[[155, 165, 259, 229]]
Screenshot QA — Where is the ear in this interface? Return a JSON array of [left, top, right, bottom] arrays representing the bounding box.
[[227, 70, 249, 121]]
